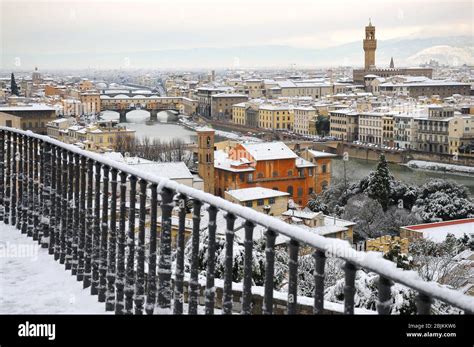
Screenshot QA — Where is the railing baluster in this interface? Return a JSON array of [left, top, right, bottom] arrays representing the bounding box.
[[241, 220, 254, 315], [77, 156, 87, 280], [146, 183, 158, 315], [32, 139, 40, 241], [188, 199, 202, 315], [416, 292, 432, 315], [27, 137, 34, 237], [205, 205, 218, 315], [4, 131, 10, 224], [0, 130, 5, 222], [263, 229, 276, 315], [157, 187, 174, 311], [12, 133, 19, 228], [98, 165, 109, 302], [106, 168, 118, 311], [22, 135, 29, 234], [59, 149, 68, 264], [115, 171, 127, 314], [48, 143, 56, 255], [223, 213, 236, 315], [71, 154, 80, 275], [313, 250, 326, 314], [376, 276, 393, 315], [134, 179, 147, 314], [287, 240, 299, 315], [91, 161, 101, 294], [125, 175, 137, 314], [54, 146, 62, 261], [40, 141, 51, 249], [83, 159, 94, 288], [343, 261, 357, 315], [77, 156, 87, 281], [65, 151, 74, 270], [173, 194, 187, 315]]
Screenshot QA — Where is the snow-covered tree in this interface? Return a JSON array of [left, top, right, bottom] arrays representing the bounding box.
[[10, 73, 19, 96], [367, 154, 392, 211], [342, 194, 386, 241], [412, 179, 474, 222]]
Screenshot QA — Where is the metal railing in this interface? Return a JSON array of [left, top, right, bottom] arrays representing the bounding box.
[[0, 126, 473, 315]]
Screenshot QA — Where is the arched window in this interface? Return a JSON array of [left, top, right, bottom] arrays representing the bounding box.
[[287, 186, 294, 197]]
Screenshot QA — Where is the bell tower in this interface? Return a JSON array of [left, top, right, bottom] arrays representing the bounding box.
[[363, 19, 376, 70], [197, 127, 215, 194]]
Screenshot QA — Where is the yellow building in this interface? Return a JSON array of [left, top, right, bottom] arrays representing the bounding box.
[[225, 187, 290, 216], [329, 109, 359, 141], [65, 120, 135, 152], [80, 92, 101, 115], [448, 114, 474, 154], [0, 104, 57, 134], [258, 104, 293, 131], [366, 235, 409, 254], [293, 106, 316, 136], [232, 102, 247, 126]]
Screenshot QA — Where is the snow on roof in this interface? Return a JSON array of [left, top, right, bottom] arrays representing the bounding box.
[[307, 149, 337, 158], [226, 187, 289, 202], [242, 142, 297, 161], [212, 93, 247, 98], [214, 150, 255, 173], [0, 104, 55, 112], [282, 209, 322, 220], [295, 157, 316, 168], [196, 126, 214, 132], [130, 162, 193, 180], [402, 218, 474, 243]]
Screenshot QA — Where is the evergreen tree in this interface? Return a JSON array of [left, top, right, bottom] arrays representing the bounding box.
[[367, 154, 392, 211], [10, 73, 19, 96]]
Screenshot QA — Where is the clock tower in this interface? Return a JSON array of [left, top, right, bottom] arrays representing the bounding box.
[[363, 19, 377, 70], [197, 127, 215, 194]]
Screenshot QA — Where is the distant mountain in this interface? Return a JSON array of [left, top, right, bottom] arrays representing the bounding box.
[[3, 35, 472, 69]]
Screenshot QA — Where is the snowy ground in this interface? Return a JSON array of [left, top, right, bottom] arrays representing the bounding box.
[[0, 224, 106, 314], [406, 160, 474, 175]]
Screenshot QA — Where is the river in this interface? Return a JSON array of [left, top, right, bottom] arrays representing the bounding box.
[[332, 158, 474, 195], [101, 110, 473, 194]]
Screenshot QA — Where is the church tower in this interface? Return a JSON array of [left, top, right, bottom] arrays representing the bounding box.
[[363, 19, 377, 70], [197, 127, 215, 194]]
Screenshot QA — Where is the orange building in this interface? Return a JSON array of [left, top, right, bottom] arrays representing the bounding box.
[[300, 148, 337, 194], [213, 141, 319, 206]]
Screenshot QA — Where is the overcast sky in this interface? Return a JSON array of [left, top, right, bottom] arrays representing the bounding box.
[[0, 0, 472, 68]]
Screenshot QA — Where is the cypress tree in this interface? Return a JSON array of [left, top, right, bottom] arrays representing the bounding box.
[[11, 73, 19, 96], [368, 153, 392, 211]]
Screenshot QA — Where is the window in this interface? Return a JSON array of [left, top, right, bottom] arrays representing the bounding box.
[[272, 171, 278, 177], [287, 186, 294, 196], [257, 199, 264, 206], [257, 172, 264, 179], [321, 181, 328, 191], [287, 170, 293, 177], [297, 187, 303, 197], [239, 173, 245, 182], [245, 201, 253, 207], [321, 164, 327, 173], [248, 173, 253, 182], [308, 168, 313, 177], [269, 198, 275, 204], [298, 169, 304, 177], [5, 120, 12, 127]]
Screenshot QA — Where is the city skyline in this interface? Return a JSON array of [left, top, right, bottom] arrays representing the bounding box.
[[1, 0, 472, 69]]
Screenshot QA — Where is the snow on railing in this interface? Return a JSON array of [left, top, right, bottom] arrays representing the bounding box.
[[0, 126, 473, 315]]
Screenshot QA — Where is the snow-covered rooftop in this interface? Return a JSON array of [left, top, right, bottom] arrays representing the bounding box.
[[226, 187, 289, 202], [402, 218, 474, 243], [242, 142, 297, 161]]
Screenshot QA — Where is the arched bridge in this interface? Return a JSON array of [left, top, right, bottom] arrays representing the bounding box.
[[0, 126, 473, 315], [100, 95, 198, 122]]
